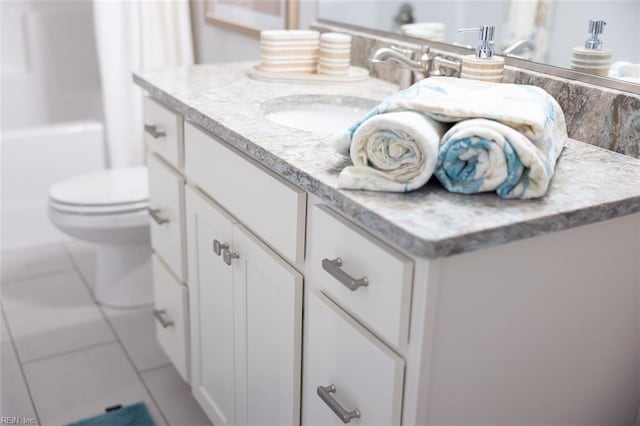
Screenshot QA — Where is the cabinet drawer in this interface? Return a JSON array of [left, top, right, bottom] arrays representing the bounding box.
[[143, 97, 183, 169], [303, 291, 404, 425], [148, 154, 185, 281], [184, 122, 305, 266], [309, 205, 413, 348], [152, 254, 189, 382]]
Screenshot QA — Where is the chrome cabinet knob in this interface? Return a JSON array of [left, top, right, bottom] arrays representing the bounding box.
[[147, 208, 169, 225], [144, 124, 166, 138], [153, 309, 173, 328], [223, 248, 240, 266], [213, 239, 229, 256], [317, 384, 361, 423]]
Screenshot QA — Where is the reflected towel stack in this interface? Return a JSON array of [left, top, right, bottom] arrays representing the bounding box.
[[260, 30, 319, 74], [400, 22, 446, 42], [608, 61, 640, 84], [318, 32, 352, 75]]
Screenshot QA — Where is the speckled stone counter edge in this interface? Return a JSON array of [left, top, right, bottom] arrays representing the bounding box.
[[134, 74, 640, 259], [312, 23, 640, 159]]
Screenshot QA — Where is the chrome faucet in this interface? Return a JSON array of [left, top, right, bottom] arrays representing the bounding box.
[[371, 45, 430, 88], [371, 45, 461, 89]]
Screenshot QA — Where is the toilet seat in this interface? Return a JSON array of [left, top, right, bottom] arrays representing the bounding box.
[[49, 167, 148, 215], [49, 200, 148, 215], [47, 166, 152, 308]]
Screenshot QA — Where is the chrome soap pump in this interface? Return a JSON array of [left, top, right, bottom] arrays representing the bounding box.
[[458, 25, 504, 83], [571, 20, 611, 76]]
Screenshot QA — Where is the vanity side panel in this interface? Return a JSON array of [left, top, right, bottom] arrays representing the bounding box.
[[424, 213, 640, 424]]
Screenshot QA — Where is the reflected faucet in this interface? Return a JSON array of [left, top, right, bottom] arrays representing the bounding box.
[[503, 39, 536, 60], [371, 45, 461, 89], [393, 3, 415, 32]]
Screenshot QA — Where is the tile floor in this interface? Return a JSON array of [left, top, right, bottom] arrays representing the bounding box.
[[1, 241, 212, 426]]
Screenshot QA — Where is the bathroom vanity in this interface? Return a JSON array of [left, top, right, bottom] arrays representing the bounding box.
[[135, 63, 640, 425]]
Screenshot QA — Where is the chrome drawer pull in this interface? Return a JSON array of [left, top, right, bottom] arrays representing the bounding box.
[[317, 384, 360, 424], [153, 309, 174, 328], [223, 248, 240, 266], [148, 208, 169, 225], [144, 124, 166, 139], [213, 239, 229, 256], [322, 258, 369, 291]]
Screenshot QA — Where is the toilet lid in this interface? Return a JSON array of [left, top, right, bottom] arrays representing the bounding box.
[[49, 167, 148, 206]]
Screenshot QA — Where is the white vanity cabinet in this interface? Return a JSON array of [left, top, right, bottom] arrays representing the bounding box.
[[142, 92, 640, 426], [185, 184, 303, 426]]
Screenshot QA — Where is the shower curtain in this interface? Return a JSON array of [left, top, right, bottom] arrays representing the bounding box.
[[501, 0, 553, 62], [93, 0, 194, 168]]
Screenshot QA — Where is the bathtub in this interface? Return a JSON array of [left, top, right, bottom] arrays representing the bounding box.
[[1, 121, 105, 250]]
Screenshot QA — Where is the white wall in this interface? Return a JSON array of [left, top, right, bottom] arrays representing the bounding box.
[[1, 0, 103, 130], [190, 0, 318, 64]]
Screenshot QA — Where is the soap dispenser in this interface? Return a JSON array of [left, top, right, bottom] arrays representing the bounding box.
[[458, 25, 504, 83], [571, 20, 611, 76]]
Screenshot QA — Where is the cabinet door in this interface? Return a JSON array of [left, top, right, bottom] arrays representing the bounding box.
[[231, 224, 303, 426], [185, 187, 236, 426], [303, 291, 405, 426]]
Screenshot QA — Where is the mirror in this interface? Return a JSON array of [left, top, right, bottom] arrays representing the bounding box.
[[317, 0, 640, 88]]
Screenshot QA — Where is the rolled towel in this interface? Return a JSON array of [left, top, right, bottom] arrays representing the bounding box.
[[435, 119, 553, 198], [338, 111, 448, 192], [334, 76, 567, 198]]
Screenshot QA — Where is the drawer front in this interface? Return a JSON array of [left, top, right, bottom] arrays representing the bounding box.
[[309, 205, 413, 348], [184, 122, 305, 266], [152, 254, 189, 382], [148, 154, 185, 281], [303, 291, 404, 425], [143, 97, 183, 169]]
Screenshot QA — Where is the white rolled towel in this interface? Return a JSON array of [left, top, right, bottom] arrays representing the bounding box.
[[338, 111, 448, 192]]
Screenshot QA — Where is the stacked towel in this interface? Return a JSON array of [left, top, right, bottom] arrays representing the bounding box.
[[334, 76, 567, 199]]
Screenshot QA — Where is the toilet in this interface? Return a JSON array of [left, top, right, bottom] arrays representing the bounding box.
[[48, 167, 152, 308]]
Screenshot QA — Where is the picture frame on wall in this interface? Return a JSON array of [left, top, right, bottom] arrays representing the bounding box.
[[204, 0, 299, 37]]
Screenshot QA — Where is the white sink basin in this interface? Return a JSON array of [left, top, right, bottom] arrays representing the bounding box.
[[262, 95, 376, 134]]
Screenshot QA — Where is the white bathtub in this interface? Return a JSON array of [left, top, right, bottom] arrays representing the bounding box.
[[1, 121, 105, 250]]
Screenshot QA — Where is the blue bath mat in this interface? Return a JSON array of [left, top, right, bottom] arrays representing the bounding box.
[[67, 402, 155, 426]]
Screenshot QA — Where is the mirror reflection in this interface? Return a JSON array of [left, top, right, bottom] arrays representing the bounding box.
[[317, 0, 640, 84]]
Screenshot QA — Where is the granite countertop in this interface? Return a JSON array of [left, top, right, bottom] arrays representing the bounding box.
[[134, 63, 640, 258]]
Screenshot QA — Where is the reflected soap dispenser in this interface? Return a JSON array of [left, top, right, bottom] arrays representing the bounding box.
[[571, 20, 611, 76], [458, 25, 504, 83]]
